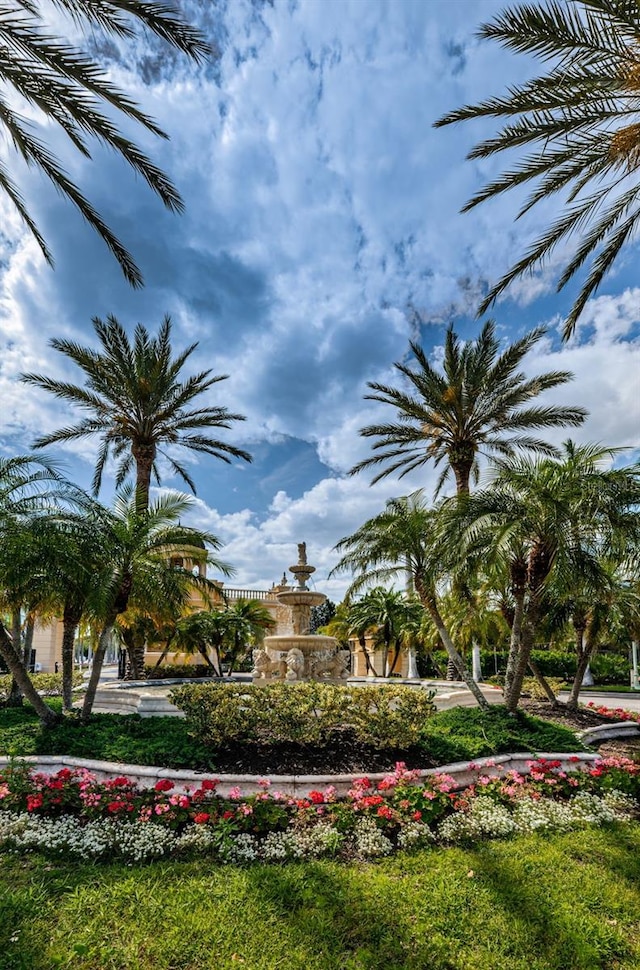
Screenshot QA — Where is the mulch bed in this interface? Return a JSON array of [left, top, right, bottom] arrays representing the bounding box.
[[205, 730, 432, 776], [201, 701, 639, 776]]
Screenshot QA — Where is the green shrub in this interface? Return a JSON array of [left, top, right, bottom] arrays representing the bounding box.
[[590, 654, 630, 685], [170, 682, 437, 749], [0, 672, 83, 701], [429, 648, 629, 686], [143, 664, 216, 680], [520, 676, 566, 700]]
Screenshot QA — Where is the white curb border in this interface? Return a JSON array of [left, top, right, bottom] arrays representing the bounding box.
[[0, 751, 600, 797]]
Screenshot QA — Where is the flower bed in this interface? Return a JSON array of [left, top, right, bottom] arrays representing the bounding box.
[[0, 755, 638, 863], [586, 701, 640, 723]]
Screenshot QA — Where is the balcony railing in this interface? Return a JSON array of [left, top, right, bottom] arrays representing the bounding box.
[[221, 587, 272, 601]]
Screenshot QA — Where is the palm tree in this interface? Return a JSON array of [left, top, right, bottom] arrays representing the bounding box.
[[346, 588, 422, 677], [0, 455, 71, 725], [22, 315, 252, 510], [351, 322, 586, 496], [455, 442, 640, 710], [171, 610, 229, 676], [222, 598, 275, 675], [331, 492, 489, 707], [435, 0, 640, 338], [80, 488, 231, 721], [0, 2, 208, 286]]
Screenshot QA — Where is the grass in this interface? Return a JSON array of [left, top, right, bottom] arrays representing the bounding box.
[[0, 826, 639, 969], [419, 706, 585, 763], [0, 703, 584, 771]]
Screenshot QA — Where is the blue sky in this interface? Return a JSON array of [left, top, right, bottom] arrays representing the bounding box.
[[0, 0, 638, 599]]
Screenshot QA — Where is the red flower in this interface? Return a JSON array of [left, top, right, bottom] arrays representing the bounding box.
[[154, 779, 175, 792], [107, 800, 127, 813], [57, 768, 72, 780], [26, 794, 43, 811], [47, 780, 64, 790], [200, 779, 218, 791], [309, 791, 325, 804], [222, 810, 235, 820], [412, 810, 422, 821], [193, 812, 211, 824]]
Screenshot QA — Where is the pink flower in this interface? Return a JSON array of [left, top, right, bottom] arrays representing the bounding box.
[[258, 778, 271, 789], [228, 787, 242, 800]]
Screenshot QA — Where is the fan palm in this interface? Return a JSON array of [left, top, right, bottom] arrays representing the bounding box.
[[0, 1, 208, 286], [331, 491, 489, 707], [436, 0, 640, 338], [22, 314, 252, 510], [351, 322, 586, 496]]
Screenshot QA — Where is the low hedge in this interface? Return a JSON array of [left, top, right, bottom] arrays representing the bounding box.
[[0, 672, 83, 701], [428, 649, 629, 685], [170, 681, 437, 749], [143, 664, 217, 681]]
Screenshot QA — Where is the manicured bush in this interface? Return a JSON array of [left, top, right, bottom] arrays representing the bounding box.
[[0, 672, 83, 701], [170, 681, 437, 749], [143, 664, 216, 681]]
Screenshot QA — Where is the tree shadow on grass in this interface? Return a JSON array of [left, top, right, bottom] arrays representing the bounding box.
[[2, 827, 640, 970]]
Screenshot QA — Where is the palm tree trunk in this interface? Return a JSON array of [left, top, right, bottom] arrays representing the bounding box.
[[567, 630, 592, 711], [5, 611, 23, 707], [527, 656, 558, 705], [81, 623, 113, 723], [0, 622, 58, 725], [358, 634, 377, 676], [61, 611, 80, 711], [388, 639, 401, 676], [505, 607, 539, 712], [504, 563, 527, 709], [132, 443, 155, 513], [415, 577, 488, 709]]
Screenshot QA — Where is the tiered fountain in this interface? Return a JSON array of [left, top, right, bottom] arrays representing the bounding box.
[[251, 543, 350, 683]]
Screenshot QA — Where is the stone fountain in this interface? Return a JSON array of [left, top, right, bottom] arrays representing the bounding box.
[[252, 543, 350, 683]]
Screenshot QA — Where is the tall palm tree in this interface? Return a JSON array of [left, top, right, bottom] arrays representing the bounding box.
[[435, 0, 640, 338], [79, 487, 231, 721], [351, 322, 586, 496], [22, 315, 252, 510], [455, 442, 640, 710], [331, 492, 489, 707], [0, 1, 208, 286]]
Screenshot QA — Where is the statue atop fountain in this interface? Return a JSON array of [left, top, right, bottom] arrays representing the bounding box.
[[252, 542, 350, 684]]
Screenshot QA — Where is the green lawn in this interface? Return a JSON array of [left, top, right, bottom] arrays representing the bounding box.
[[1, 826, 639, 969]]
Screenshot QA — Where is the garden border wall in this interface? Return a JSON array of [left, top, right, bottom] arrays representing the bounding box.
[[0, 751, 601, 797]]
